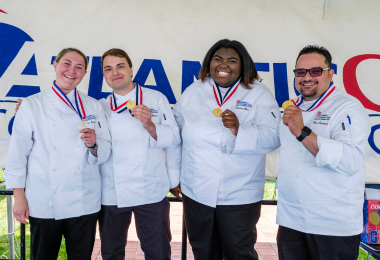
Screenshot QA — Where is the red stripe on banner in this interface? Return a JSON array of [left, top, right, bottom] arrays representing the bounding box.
[[309, 87, 336, 112], [0, 9, 7, 14], [52, 87, 75, 112], [213, 87, 222, 107], [77, 93, 86, 119]]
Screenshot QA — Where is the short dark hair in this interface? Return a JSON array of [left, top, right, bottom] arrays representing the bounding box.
[[101, 48, 133, 71], [296, 45, 332, 68], [198, 39, 261, 89]]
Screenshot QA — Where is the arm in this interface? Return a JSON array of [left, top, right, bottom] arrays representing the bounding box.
[[283, 103, 370, 176], [165, 97, 184, 192], [5, 100, 34, 224], [221, 91, 281, 155], [85, 103, 111, 165]]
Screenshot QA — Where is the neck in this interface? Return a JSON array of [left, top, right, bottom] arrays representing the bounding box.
[[54, 81, 74, 95], [113, 81, 135, 96]]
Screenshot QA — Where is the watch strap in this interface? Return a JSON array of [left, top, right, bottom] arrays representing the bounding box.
[[296, 126, 312, 142]]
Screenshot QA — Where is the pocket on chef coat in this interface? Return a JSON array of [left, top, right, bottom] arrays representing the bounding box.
[[342, 115, 354, 141]]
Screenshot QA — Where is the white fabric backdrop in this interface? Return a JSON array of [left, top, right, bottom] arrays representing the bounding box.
[[0, 0, 379, 182]]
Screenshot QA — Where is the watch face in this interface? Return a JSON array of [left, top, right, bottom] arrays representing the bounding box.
[[303, 126, 312, 135]]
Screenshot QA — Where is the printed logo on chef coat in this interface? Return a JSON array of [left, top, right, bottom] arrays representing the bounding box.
[[235, 100, 252, 111], [84, 115, 96, 129], [150, 109, 159, 117], [313, 111, 330, 125]]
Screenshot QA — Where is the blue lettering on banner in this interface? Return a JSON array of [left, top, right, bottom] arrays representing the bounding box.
[[6, 85, 40, 98], [273, 63, 290, 107], [21, 54, 38, 75], [134, 59, 176, 104], [87, 56, 111, 100], [181, 61, 201, 93], [255, 63, 270, 72]]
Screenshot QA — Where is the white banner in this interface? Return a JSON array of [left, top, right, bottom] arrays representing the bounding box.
[[0, 0, 379, 182]]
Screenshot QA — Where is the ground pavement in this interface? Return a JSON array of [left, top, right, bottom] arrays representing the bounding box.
[[91, 202, 279, 260]]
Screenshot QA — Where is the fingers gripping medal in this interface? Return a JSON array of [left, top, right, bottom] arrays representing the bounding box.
[[126, 100, 136, 110], [212, 79, 240, 117], [282, 100, 294, 110]]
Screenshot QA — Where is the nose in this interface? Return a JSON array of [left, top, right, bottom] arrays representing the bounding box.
[[302, 70, 314, 81]]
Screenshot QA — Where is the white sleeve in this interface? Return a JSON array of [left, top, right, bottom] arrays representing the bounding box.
[[4, 100, 34, 189], [316, 104, 370, 176], [149, 95, 181, 149], [88, 102, 111, 165], [165, 97, 184, 189], [222, 90, 281, 155]]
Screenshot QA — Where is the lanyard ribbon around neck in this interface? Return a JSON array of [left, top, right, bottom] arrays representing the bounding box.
[[52, 82, 86, 119], [110, 82, 143, 114], [293, 82, 335, 112], [212, 79, 240, 108]]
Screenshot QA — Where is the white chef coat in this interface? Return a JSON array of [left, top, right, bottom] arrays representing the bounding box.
[[166, 77, 281, 207], [276, 87, 371, 236], [99, 86, 180, 208], [5, 87, 111, 220]]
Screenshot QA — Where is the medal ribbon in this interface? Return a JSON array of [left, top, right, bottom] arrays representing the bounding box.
[[292, 82, 335, 112], [110, 82, 143, 114], [52, 81, 86, 119], [212, 79, 240, 107]]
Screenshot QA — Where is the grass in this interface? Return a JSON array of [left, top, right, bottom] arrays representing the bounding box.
[[0, 179, 374, 259]]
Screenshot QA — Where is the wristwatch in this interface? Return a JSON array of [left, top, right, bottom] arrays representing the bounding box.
[[296, 126, 312, 142]]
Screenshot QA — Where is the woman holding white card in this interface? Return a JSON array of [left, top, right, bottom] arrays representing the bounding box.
[[5, 48, 111, 260]]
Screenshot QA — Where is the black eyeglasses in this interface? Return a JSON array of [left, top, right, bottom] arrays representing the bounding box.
[[293, 67, 330, 77]]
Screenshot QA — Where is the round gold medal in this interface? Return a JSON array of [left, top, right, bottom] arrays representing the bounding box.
[[213, 107, 223, 117], [126, 100, 136, 110], [282, 100, 294, 110], [78, 120, 88, 130]]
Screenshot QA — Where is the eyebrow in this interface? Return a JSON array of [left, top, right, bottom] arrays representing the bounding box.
[[103, 63, 126, 69], [213, 55, 238, 60], [63, 59, 84, 67]]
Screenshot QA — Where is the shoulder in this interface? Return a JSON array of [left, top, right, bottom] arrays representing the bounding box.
[[246, 80, 272, 95], [333, 88, 366, 111]]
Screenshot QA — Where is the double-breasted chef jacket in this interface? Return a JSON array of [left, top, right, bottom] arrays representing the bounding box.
[[5, 85, 111, 220], [166, 77, 281, 208], [99, 85, 180, 208], [277, 85, 371, 236]]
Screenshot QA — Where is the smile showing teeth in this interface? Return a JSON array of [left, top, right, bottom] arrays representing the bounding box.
[[218, 71, 229, 75], [64, 74, 75, 80]]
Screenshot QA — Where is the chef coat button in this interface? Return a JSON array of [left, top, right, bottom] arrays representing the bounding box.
[[217, 148, 220, 151], [137, 160, 140, 163], [115, 161, 119, 164], [53, 191, 56, 194], [198, 124, 201, 127], [135, 139, 138, 142], [297, 200, 301, 203], [139, 180, 142, 183], [114, 141, 117, 144], [52, 124, 55, 127], [299, 150, 303, 153], [77, 167, 81, 170], [52, 146, 56, 150], [296, 175, 299, 178], [77, 144, 80, 148], [77, 188, 81, 191], [118, 181, 121, 185], [52, 168, 56, 172]]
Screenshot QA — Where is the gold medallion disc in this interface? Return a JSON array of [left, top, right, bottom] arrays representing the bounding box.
[[213, 107, 223, 117], [126, 100, 136, 110], [282, 100, 294, 110]]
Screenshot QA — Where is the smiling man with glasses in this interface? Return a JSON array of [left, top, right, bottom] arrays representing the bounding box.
[[276, 45, 371, 260]]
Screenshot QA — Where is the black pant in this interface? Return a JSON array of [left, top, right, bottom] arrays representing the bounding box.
[[29, 211, 99, 260], [99, 198, 171, 260], [183, 194, 261, 260], [277, 225, 361, 260]]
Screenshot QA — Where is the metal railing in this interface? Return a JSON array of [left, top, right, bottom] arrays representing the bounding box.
[[0, 190, 26, 260], [0, 190, 276, 260]]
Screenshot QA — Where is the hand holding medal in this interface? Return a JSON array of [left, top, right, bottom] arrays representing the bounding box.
[[220, 109, 239, 136]]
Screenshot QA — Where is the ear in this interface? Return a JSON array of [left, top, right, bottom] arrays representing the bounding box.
[[131, 67, 134, 78], [328, 68, 334, 82], [53, 60, 57, 70]]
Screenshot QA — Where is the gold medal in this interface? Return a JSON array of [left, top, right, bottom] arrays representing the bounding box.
[[282, 100, 294, 110], [213, 107, 223, 117], [126, 100, 136, 110], [78, 120, 88, 130]]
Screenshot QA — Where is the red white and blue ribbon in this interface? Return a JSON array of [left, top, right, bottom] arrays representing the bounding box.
[[212, 78, 240, 107], [292, 81, 335, 112], [110, 82, 143, 114], [52, 81, 86, 119]]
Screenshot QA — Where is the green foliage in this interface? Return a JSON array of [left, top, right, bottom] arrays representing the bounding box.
[[0, 169, 4, 183]]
